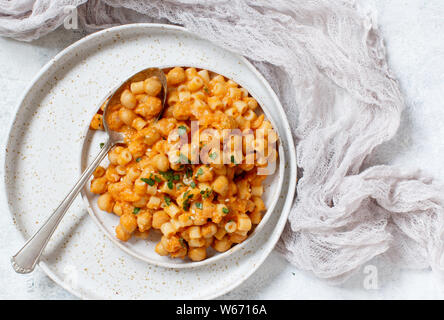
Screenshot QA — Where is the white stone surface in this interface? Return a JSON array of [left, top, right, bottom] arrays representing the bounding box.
[[0, 0, 443, 299]]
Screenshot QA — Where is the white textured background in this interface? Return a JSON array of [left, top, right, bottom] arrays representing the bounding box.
[[1, 0, 444, 299]]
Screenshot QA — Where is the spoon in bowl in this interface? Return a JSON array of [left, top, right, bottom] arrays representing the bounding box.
[[11, 67, 168, 273]]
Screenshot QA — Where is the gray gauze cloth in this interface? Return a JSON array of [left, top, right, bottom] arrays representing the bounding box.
[[1, 0, 444, 284]]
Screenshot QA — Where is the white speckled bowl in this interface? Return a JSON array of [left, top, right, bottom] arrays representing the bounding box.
[[80, 66, 285, 268], [4, 24, 296, 299]]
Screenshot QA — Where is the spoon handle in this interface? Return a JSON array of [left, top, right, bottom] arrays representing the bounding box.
[[11, 140, 113, 273]]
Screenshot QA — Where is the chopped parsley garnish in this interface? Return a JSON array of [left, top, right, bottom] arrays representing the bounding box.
[[164, 196, 171, 206], [203, 87, 209, 93], [178, 125, 187, 136], [182, 191, 194, 211], [179, 237, 186, 248], [230, 155, 236, 164], [160, 170, 173, 181], [99, 142, 105, 149], [196, 168, 204, 177], [178, 153, 191, 164], [136, 157, 142, 162], [160, 170, 180, 189], [209, 152, 217, 160], [185, 167, 193, 178], [201, 188, 212, 199], [222, 207, 229, 214], [195, 202, 203, 210], [141, 178, 155, 186], [133, 207, 141, 214], [190, 181, 196, 188], [154, 175, 162, 183]]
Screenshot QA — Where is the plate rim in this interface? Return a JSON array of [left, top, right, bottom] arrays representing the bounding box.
[[3, 23, 297, 299]]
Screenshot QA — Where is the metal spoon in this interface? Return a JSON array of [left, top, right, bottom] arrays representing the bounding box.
[[11, 67, 167, 273]]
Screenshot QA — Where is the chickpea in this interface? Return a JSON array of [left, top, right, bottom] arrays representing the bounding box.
[[118, 108, 137, 126], [105, 166, 120, 182], [212, 236, 232, 252], [152, 153, 169, 172], [106, 111, 123, 131], [155, 242, 169, 256], [113, 202, 123, 216], [142, 127, 161, 146], [97, 193, 114, 212], [212, 175, 229, 196], [135, 97, 162, 118], [120, 89, 137, 109], [130, 81, 145, 94], [188, 247, 207, 262], [171, 247, 188, 259], [116, 224, 131, 241], [93, 166, 106, 178], [128, 140, 146, 159], [160, 235, 181, 253], [90, 177, 107, 194], [167, 67, 186, 85], [185, 67, 197, 81], [155, 118, 177, 137], [198, 167, 214, 183], [120, 214, 137, 233], [144, 76, 162, 96]]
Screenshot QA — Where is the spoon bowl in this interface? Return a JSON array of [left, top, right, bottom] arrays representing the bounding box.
[[104, 67, 168, 145]]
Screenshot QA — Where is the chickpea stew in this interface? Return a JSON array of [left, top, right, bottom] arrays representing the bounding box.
[[89, 67, 279, 262]]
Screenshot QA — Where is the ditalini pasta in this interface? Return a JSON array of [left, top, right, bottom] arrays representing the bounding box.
[[89, 67, 278, 262]]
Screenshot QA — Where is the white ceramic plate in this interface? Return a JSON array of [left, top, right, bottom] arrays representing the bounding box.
[[4, 24, 296, 299]]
